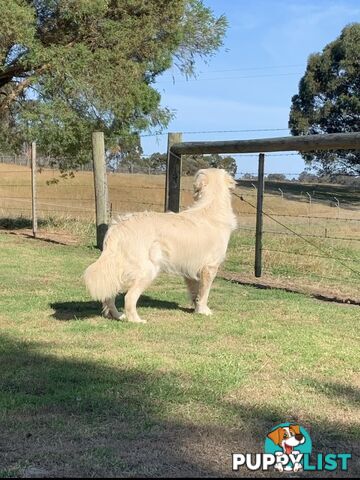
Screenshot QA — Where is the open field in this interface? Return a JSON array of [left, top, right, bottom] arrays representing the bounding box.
[[1, 163, 359, 299], [1, 163, 360, 217], [238, 179, 360, 208], [0, 233, 359, 477], [0, 163, 186, 218]]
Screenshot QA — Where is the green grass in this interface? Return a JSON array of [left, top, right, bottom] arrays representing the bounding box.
[[224, 227, 360, 298], [1, 162, 359, 298], [0, 233, 359, 477]]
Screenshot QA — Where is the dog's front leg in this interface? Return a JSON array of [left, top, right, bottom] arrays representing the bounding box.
[[195, 265, 218, 315]]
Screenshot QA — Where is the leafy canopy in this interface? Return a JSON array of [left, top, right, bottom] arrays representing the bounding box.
[[0, 0, 226, 168], [182, 153, 237, 176], [289, 23, 360, 175]]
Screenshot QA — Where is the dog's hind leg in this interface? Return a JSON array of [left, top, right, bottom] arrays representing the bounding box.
[[102, 297, 123, 320], [195, 265, 218, 316], [184, 278, 199, 308], [124, 266, 158, 324], [124, 280, 150, 324]]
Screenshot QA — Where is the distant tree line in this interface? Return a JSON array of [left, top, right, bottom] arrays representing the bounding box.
[[1, 145, 238, 177], [240, 171, 359, 186], [108, 144, 237, 176]]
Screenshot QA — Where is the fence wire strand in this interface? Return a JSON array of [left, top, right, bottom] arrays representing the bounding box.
[[1, 160, 360, 294], [232, 191, 360, 277]]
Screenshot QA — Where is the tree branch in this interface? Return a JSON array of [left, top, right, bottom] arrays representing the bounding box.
[[0, 64, 50, 112], [0, 64, 29, 87]]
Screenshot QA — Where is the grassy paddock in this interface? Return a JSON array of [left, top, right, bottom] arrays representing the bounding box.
[[0, 233, 359, 477], [1, 161, 359, 297]]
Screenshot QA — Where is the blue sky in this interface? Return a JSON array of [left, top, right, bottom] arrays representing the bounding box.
[[142, 0, 360, 176]]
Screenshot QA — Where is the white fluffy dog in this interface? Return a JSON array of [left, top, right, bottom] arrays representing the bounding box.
[[84, 168, 237, 323]]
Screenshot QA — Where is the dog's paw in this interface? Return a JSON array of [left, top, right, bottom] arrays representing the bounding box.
[[195, 305, 212, 316], [102, 302, 124, 320], [130, 319, 147, 324], [274, 463, 284, 472], [103, 309, 125, 321], [127, 315, 147, 324]]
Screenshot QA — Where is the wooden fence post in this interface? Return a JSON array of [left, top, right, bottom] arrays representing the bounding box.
[[255, 153, 265, 277], [31, 142, 38, 238], [165, 132, 182, 212], [92, 131, 108, 250]]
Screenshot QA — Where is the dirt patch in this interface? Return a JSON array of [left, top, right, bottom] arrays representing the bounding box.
[[0, 228, 79, 246], [219, 270, 360, 306]]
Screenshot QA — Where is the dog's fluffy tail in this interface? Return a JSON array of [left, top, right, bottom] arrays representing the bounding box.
[[84, 251, 121, 302]]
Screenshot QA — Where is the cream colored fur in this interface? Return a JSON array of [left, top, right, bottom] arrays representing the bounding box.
[[84, 168, 237, 323]]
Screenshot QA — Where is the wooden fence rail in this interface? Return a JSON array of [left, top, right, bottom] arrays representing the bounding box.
[[170, 132, 360, 156]]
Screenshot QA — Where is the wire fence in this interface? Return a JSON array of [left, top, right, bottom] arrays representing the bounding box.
[[0, 161, 359, 299]]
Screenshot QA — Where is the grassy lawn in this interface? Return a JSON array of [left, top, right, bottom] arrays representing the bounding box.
[[226, 190, 360, 299], [0, 233, 359, 477], [1, 163, 359, 299], [224, 228, 360, 299]]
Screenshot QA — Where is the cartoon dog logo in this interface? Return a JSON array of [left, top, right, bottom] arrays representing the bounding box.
[[267, 424, 306, 472]]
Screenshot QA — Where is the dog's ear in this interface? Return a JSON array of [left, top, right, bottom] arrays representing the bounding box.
[[194, 170, 209, 192], [267, 427, 283, 446], [289, 425, 301, 435]]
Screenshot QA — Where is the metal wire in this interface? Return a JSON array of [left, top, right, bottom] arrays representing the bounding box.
[[234, 244, 360, 263], [233, 192, 360, 276], [261, 268, 360, 285]]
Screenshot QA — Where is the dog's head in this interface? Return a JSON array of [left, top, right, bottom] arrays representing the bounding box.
[[267, 425, 305, 455], [193, 168, 236, 200]]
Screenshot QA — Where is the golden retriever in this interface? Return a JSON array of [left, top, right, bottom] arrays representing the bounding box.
[[84, 168, 237, 323]]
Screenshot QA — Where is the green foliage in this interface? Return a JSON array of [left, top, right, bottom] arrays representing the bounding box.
[[182, 153, 237, 176], [289, 23, 360, 175], [107, 134, 143, 173], [182, 154, 210, 175], [207, 153, 237, 176], [142, 152, 167, 174], [0, 1, 226, 168], [267, 173, 286, 182], [298, 171, 320, 183]]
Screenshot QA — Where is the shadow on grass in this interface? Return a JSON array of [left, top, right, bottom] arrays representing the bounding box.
[[0, 217, 47, 230], [0, 334, 358, 477], [50, 301, 101, 320], [51, 296, 193, 321], [0, 217, 78, 246], [303, 379, 360, 407]]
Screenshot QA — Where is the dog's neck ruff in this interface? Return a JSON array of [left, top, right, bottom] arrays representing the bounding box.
[[186, 184, 237, 230]]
